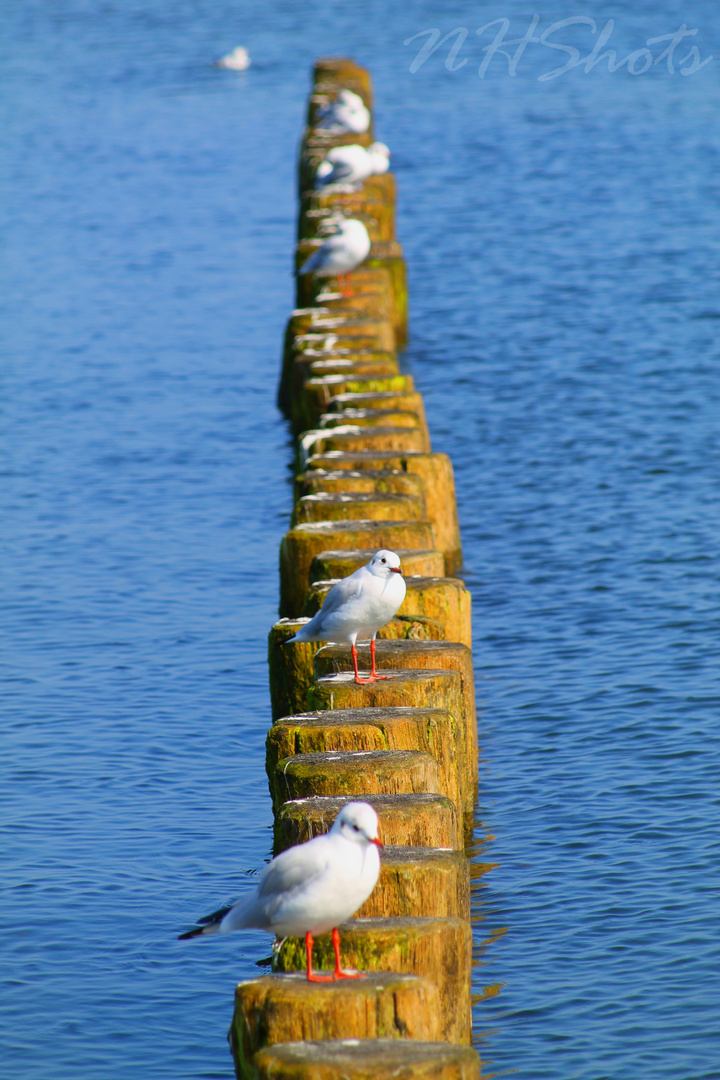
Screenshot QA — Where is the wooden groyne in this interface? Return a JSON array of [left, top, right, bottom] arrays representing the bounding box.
[[231, 58, 482, 1079]]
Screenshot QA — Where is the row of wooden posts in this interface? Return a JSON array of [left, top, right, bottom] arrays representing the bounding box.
[[229, 58, 483, 1079]]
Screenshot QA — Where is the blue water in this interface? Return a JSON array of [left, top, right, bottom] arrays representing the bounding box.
[[2, 2, 719, 1078]]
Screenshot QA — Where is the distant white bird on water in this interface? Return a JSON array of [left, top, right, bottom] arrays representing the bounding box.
[[179, 802, 382, 982], [288, 549, 406, 683], [316, 89, 370, 135], [315, 143, 390, 188], [298, 218, 371, 295], [216, 46, 250, 70]]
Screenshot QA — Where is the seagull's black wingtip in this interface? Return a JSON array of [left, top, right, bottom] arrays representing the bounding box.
[[178, 926, 205, 941]]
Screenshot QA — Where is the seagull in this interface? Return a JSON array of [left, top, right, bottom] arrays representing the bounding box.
[[215, 46, 250, 71], [287, 549, 406, 683], [315, 89, 370, 135], [298, 218, 371, 296], [178, 802, 382, 982], [315, 143, 390, 188]]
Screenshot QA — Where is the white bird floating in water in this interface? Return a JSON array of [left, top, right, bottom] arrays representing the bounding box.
[[216, 46, 250, 71], [315, 89, 370, 135], [298, 217, 371, 295], [288, 549, 406, 683], [178, 802, 382, 982], [315, 143, 390, 188]]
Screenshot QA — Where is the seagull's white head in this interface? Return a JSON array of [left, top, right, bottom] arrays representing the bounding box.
[[368, 143, 391, 175], [368, 549, 403, 578], [333, 802, 382, 848]]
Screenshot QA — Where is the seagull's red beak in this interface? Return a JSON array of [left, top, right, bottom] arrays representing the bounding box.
[[390, 567, 403, 574], [372, 836, 384, 849]]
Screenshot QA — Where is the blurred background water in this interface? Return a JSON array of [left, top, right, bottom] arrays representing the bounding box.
[[2, 2, 719, 1078]]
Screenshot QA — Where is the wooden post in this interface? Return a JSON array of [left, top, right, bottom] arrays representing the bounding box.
[[267, 707, 462, 823], [253, 1040, 481, 1080], [360, 846, 471, 920], [308, 548, 445, 582], [291, 491, 424, 527], [275, 794, 460, 851], [229, 972, 441, 1078], [273, 916, 473, 1044], [295, 468, 427, 508], [304, 450, 462, 573], [273, 749, 442, 806], [268, 619, 320, 721], [298, 426, 430, 470], [313, 642, 478, 800], [298, 374, 414, 432]]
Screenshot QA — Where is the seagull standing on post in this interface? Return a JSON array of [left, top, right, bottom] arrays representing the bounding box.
[[298, 217, 371, 297], [178, 802, 382, 982], [315, 143, 390, 188], [315, 89, 370, 135], [287, 549, 406, 683]]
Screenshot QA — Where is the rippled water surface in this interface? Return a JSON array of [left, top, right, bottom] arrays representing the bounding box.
[[2, 3, 719, 1078]]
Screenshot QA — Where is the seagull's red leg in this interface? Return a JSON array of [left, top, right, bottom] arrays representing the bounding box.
[[305, 931, 333, 982], [351, 643, 374, 685], [369, 638, 391, 680], [331, 927, 365, 980]]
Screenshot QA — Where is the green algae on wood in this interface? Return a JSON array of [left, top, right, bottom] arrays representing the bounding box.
[[307, 667, 473, 818], [229, 972, 442, 1080], [266, 707, 462, 823], [314, 641, 478, 801], [268, 619, 321, 721], [274, 917, 472, 1045], [275, 793, 460, 852], [289, 355, 400, 415], [273, 749, 442, 807], [298, 374, 414, 432]]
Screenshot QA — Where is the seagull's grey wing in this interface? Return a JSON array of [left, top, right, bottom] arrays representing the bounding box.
[[300, 236, 338, 274], [313, 570, 366, 622], [301, 232, 349, 274], [256, 837, 332, 902], [326, 157, 355, 182]]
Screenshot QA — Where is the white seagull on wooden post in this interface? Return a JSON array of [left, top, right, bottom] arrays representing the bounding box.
[[287, 549, 406, 683], [315, 143, 390, 188], [315, 89, 370, 135], [178, 802, 382, 982], [298, 218, 371, 296]]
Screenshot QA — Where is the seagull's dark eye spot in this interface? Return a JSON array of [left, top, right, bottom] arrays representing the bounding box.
[[353, 823, 360, 831], [381, 558, 386, 564]]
